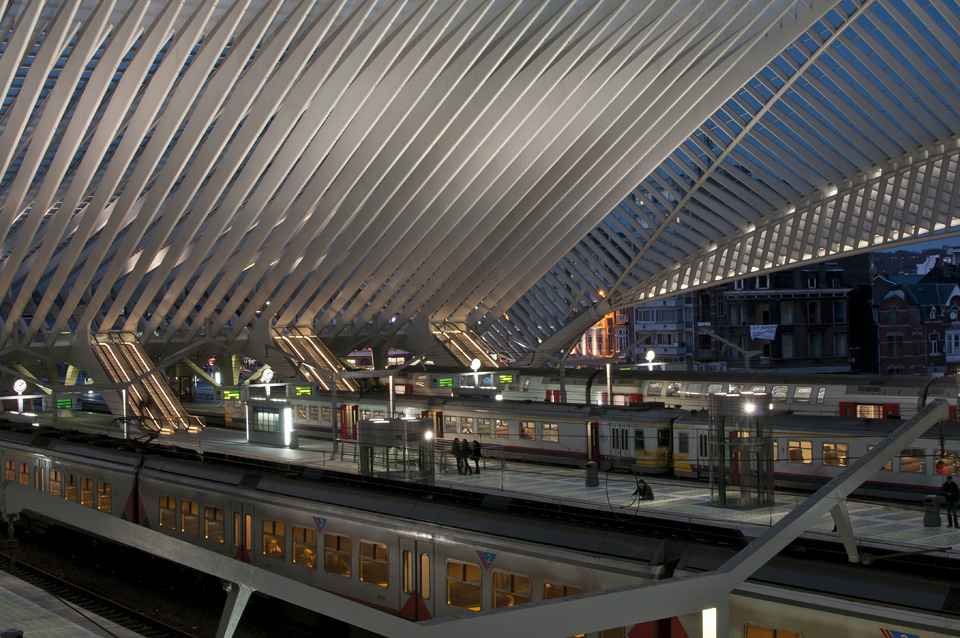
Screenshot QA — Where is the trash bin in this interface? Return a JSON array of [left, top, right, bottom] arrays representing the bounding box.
[[585, 461, 599, 487], [1, 629, 24, 638], [923, 494, 942, 527]]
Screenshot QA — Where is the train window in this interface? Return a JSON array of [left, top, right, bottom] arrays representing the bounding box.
[[321, 406, 331, 422], [460, 417, 474, 434], [635, 431, 645, 451], [80, 478, 94, 507], [520, 421, 535, 440], [403, 551, 413, 594], [867, 446, 893, 470], [373, 411, 384, 418], [621, 429, 627, 451], [97, 481, 111, 512], [444, 416, 458, 434], [787, 441, 812, 463], [816, 387, 826, 404], [793, 386, 812, 402], [707, 383, 723, 395], [49, 470, 61, 498], [657, 428, 670, 447], [750, 385, 766, 394], [899, 448, 926, 473], [495, 420, 509, 437], [415, 375, 427, 388], [205, 507, 225, 543], [18, 462, 28, 486], [647, 382, 662, 397], [65, 474, 77, 502], [159, 496, 176, 529], [493, 571, 530, 608], [935, 451, 959, 474], [309, 406, 319, 420], [699, 434, 707, 457], [3, 460, 13, 481], [420, 554, 431, 599], [543, 583, 584, 599], [446, 560, 481, 611], [685, 383, 702, 398], [360, 409, 371, 420], [822, 443, 848, 466], [477, 419, 492, 435], [296, 405, 308, 420], [745, 626, 802, 637], [666, 382, 682, 397], [263, 520, 285, 559], [771, 385, 788, 401], [292, 526, 316, 569], [359, 541, 389, 588], [523, 378, 531, 390], [324, 533, 351, 578], [678, 432, 689, 454], [728, 384, 743, 395], [543, 423, 558, 442], [181, 501, 200, 535]]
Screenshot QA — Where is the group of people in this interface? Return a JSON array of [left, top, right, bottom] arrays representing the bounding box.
[[452, 438, 482, 475]]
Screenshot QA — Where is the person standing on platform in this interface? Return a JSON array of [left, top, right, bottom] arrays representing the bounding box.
[[453, 438, 463, 474], [470, 440, 482, 474], [943, 474, 959, 527], [461, 439, 473, 475]]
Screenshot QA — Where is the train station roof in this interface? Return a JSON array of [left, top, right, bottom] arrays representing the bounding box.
[[1, 0, 960, 366]]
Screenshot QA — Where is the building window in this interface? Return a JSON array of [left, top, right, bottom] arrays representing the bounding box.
[[734, 279, 744, 290], [756, 274, 769, 289], [263, 520, 285, 559], [360, 541, 389, 588], [324, 533, 351, 577], [807, 301, 820, 323], [205, 507, 225, 543], [781, 334, 793, 359], [930, 334, 941, 355], [293, 526, 317, 569], [781, 301, 793, 325], [447, 560, 481, 611], [888, 334, 902, 358], [159, 496, 176, 529], [833, 333, 846, 356], [492, 571, 531, 608], [833, 301, 845, 322], [808, 332, 822, 358], [806, 274, 817, 288]]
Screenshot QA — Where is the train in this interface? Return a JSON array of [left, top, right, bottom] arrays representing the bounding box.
[[387, 366, 960, 420], [0, 420, 958, 637]]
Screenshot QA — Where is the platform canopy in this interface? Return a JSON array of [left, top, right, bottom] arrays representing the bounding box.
[[1, 0, 959, 364]]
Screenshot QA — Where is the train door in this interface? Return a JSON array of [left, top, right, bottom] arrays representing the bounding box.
[[421, 410, 443, 441], [399, 537, 435, 620], [340, 404, 359, 440], [232, 502, 255, 564], [587, 421, 599, 461]]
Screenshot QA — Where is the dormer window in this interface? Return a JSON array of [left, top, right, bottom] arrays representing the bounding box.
[[756, 274, 769, 289], [734, 279, 744, 290]]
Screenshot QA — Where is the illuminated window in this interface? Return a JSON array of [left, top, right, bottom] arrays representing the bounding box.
[[205, 507, 225, 543], [544, 582, 584, 599], [296, 405, 308, 420], [494, 420, 509, 437], [787, 441, 812, 463], [360, 541, 388, 588], [64, 474, 77, 502], [793, 386, 812, 402], [181, 501, 200, 536], [493, 571, 530, 608], [822, 443, 848, 466], [900, 448, 926, 473], [3, 460, 13, 481], [935, 450, 959, 474], [324, 533, 351, 578], [293, 526, 317, 569], [262, 520, 285, 559], [520, 421, 535, 440], [867, 446, 893, 470], [309, 406, 319, 420], [542, 423, 558, 442], [444, 415, 458, 434], [18, 462, 29, 486], [771, 385, 788, 402], [80, 478, 94, 507], [403, 552, 431, 599], [97, 481, 111, 512], [647, 382, 662, 397], [477, 419, 492, 435], [446, 560, 481, 611], [460, 417, 474, 434], [49, 470, 62, 498], [159, 496, 176, 529]]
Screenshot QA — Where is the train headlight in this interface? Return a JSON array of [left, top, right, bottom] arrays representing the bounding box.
[[744, 402, 756, 414]]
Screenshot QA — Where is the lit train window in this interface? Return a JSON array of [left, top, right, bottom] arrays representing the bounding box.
[[309, 406, 319, 420], [97, 481, 111, 512], [677, 432, 689, 454], [3, 460, 13, 481], [647, 382, 662, 397], [403, 551, 413, 594], [49, 470, 61, 498], [321, 407, 331, 422], [744, 625, 802, 637], [816, 387, 826, 404], [543, 423, 558, 442], [935, 451, 959, 474], [899, 448, 926, 473], [360, 541, 389, 588], [771, 385, 788, 401], [446, 560, 481, 611], [495, 420, 509, 437], [181, 501, 200, 535], [461, 417, 474, 434], [492, 571, 530, 608], [857, 404, 882, 418], [728, 384, 743, 395], [749, 385, 766, 394], [543, 583, 584, 599], [205, 507, 225, 543], [159, 496, 176, 529], [65, 474, 77, 502], [293, 526, 316, 569], [707, 383, 723, 395], [444, 416, 458, 434], [18, 462, 28, 486], [867, 446, 893, 470], [324, 533, 351, 578], [478, 419, 492, 435], [263, 520, 285, 559], [685, 383, 702, 398], [296, 406, 308, 420], [822, 443, 848, 466], [373, 411, 384, 418], [793, 386, 813, 403], [520, 422, 535, 440], [360, 410, 371, 420], [666, 382, 682, 397], [787, 441, 812, 463], [80, 478, 94, 507], [420, 554, 431, 599]]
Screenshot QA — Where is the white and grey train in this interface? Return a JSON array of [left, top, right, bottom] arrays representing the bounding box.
[[0, 422, 957, 637]]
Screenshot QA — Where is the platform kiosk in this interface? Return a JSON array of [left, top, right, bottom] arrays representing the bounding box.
[[708, 392, 775, 507], [358, 417, 435, 482]]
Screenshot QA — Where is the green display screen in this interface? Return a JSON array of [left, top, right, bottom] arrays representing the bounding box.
[[223, 390, 240, 400], [295, 387, 311, 396], [438, 378, 453, 387]]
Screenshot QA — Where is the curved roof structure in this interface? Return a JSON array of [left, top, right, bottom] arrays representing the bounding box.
[[1, 0, 959, 369]]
